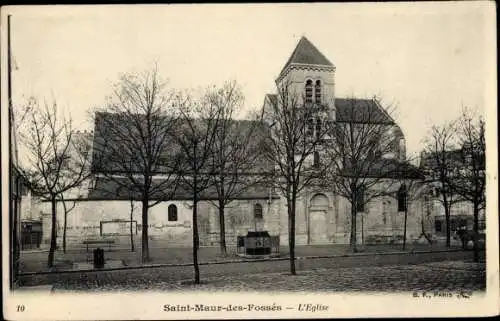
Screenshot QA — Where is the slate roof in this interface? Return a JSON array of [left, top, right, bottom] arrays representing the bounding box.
[[334, 98, 394, 124], [278, 36, 334, 77], [341, 157, 425, 180], [87, 176, 279, 201], [91, 112, 273, 174], [263, 95, 394, 124]]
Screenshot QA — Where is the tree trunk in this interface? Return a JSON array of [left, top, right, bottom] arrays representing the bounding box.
[[444, 204, 451, 248], [47, 195, 57, 268], [473, 201, 479, 262], [350, 200, 358, 252], [218, 202, 227, 256], [306, 190, 311, 245], [193, 201, 200, 283], [288, 196, 297, 275], [193, 176, 200, 284], [361, 213, 364, 245], [62, 200, 68, 253], [141, 198, 150, 263], [63, 209, 67, 253], [403, 205, 408, 251], [130, 200, 135, 252], [421, 215, 432, 244]]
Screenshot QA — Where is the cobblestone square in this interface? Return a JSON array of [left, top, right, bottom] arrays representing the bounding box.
[[48, 260, 486, 294]]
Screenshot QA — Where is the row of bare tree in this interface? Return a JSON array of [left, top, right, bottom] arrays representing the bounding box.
[[262, 79, 410, 272], [17, 97, 92, 268], [16, 66, 485, 283], [422, 109, 486, 262], [18, 68, 264, 281]]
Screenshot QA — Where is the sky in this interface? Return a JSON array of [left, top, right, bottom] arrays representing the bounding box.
[[4, 3, 495, 156]]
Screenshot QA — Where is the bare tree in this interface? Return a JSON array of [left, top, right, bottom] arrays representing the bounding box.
[[173, 91, 222, 284], [207, 81, 266, 255], [129, 196, 136, 252], [18, 100, 91, 268], [261, 79, 330, 275], [92, 67, 180, 263], [60, 195, 76, 253], [389, 154, 425, 250], [416, 184, 434, 245], [324, 97, 399, 252], [422, 121, 460, 248], [61, 131, 92, 253], [451, 108, 485, 261]]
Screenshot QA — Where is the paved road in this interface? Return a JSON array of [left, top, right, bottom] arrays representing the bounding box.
[[18, 250, 483, 293], [20, 243, 465, 273], [47, 260, 485, 293]]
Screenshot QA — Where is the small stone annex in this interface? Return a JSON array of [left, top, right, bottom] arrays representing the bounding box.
[[34, 36, 443, 249]]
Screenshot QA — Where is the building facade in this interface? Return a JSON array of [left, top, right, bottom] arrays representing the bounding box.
[[38, 37, 437, 249], [419, 148, 486, 243]]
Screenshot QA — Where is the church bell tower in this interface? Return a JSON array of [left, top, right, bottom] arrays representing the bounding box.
[[275, 36, 336, 120]]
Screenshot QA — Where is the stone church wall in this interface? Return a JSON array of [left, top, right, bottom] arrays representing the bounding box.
[[38, 198, 284, 249], [39, 200, 193, 248], [37, 186, 434, 250]]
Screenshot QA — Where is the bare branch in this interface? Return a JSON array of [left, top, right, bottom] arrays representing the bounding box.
[[90, 66, 180, 263]]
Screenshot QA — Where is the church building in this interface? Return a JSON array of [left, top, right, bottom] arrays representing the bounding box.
[[258, 36, 424, 245], [37, 36, 429, 249]]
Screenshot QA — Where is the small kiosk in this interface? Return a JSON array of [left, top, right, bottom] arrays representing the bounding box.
[[244, 231, 272, 255]]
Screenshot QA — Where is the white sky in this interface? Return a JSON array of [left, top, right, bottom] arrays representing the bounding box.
[[5, 3, 495, 156]]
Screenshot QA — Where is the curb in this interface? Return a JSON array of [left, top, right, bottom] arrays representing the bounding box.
[[18, 249, 469, 276], [21, 249, 50, 254], [13, 285, 54, 293]]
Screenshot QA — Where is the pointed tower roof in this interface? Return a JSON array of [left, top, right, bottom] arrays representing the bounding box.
[[278, 36, 334, 79]]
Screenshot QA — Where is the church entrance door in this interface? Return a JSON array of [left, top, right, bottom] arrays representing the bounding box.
[[310, 210, 328, 244], [309, 194, 330, 244]]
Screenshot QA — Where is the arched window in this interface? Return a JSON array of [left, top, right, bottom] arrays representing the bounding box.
[[382, 205, 387, 224], [168, 204, 178, 221], [313, 151, 320, 168], [254, 203, 263, 219], [310, 193, 329, 208], [306, 117, 314, 137], [315, 118, 322, 139], [398, 185, 407, 212], [315, 80, 322, 104], [435, 220, 443, 233], [305, 80, 313, 103]]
